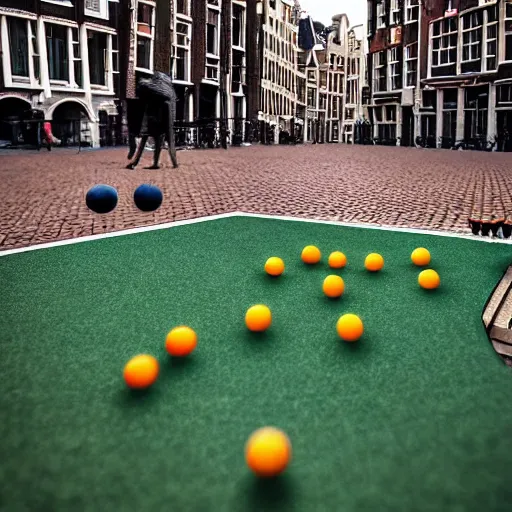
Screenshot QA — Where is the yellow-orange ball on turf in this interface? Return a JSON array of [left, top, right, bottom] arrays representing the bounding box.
[[301, 245, 321, 264], [165, 326, 197, 356], [265, 257, 285, 276], [336, 314, 364, 342], [411, 247, 431, 266], [418, 269, 440, 290], [365, 253, 384, 272], [245, 304, 272, 332], [328, 251, 347, 269], [245, 427, 292, 477], [323, 275, 345, 298], [123, 354, 159, 389]]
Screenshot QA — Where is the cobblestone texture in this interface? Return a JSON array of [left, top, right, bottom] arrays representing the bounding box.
[[1, 144, 512, 250]]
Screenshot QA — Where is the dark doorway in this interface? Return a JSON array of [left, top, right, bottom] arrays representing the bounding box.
[[421, 115, 436, 146], [52, 101, 89, 146], [401, 106, 414, 146], [199, 84, 217, 120], [0, 97, 32, 143], [497, 111, 512, 152]]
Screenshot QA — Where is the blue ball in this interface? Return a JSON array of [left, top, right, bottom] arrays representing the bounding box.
[[134, 184, 163, 212], [86, 184, 118, 214]]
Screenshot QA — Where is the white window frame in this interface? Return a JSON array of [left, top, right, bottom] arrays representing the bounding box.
[[388, 47, 400, 91], [1, 14, 41, 89], [83, 23, 116, 93], [430, 17, 458, 71], [87, 29, 110, 90], [44, 20, 76, 87], [377, 1, 386, 29], [176, 0, 192, 20], [205, 4, 220, 81], [503, 0, 512, 63], [85, 0, 109, 21], [173, 20, 191, 83], [484, 6, 497, 71], [42, 0, 74, 7], [134, 0, 155, 74], [461, 12, 482, 64], [404, 42, 417, 88], [373, 51, 385, 92], [405, 0, 419, 24], [390, 0, 400, 26], [232, 2, 245, 50]]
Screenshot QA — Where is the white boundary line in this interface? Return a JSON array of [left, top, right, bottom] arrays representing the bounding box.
[[0, 211, 511, 257]]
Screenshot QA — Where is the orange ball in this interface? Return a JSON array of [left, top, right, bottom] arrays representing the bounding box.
[[165, 326, 197, 356], [245, 304, 272, 332], [245, 427, 292, 477], [328, 251, 347, 269], [265, 257, 285, 276], [336, 314, 364, 342], [411, 247, 431, 266], [323, 275, 345, 298], [301, 245, 321, 264], [418, 269, 440, 290], [365, 253, 384, 272], [123, 354, 159, 389]]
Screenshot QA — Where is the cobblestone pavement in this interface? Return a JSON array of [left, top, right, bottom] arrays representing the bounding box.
[[1, 144, 512, 250]]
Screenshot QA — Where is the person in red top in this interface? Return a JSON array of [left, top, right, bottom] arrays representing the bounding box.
[[42, 121, 60, 151]]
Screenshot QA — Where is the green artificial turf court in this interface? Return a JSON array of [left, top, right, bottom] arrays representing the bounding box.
[[1, 213, 512, 511]]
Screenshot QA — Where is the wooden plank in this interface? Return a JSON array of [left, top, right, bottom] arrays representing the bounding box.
[[491, 339, 512, 357], [494, 293, 512, 329], [489, 326, 512, 345], [482, 266, 512, 328]]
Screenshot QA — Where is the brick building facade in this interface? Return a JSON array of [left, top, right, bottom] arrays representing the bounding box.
[[0, 0, 121, 147]]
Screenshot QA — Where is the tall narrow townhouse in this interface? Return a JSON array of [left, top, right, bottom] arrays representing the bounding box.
[[259, 0, 303, 143]]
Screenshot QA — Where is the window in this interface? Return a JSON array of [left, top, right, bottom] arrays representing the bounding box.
[[404, 43, 417, 87], [386, 105, 396, 122], [136, 1, 154, 71], [497, 85, 512, 104], [464, 87, 488, 139], [85, 0, 108, 19], [406, 0, 419, 23], [505, 0, 512, 62], [206, 9, 219, 55], [88, 31, 107, 86], [206, 56, 219, 80], [431, 18, 457, 73], [46, 23, 69, 81], [232, 4, 244, 48], [7, 18, 29, 77], [232, 51, 245, 89], [485, 6, 497, 71], [461, 12, 482, 63], [442, 89, 457, 142], [174, 22, 190, 81], [388, 47, 401, 90], [176, 0, 190, 16], [5, 17, 40, 84], [390, 0, 400, 26], [373, 51, 386, 92], [377, 1, 386, 29], [137, 38, 151, 69], [71, 27, 81, 87]]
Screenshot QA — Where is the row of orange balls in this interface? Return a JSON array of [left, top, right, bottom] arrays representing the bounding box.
[[264, 245, 441, 290]]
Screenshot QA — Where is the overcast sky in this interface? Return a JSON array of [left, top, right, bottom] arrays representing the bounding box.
[[298, 0, 366, 28]]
